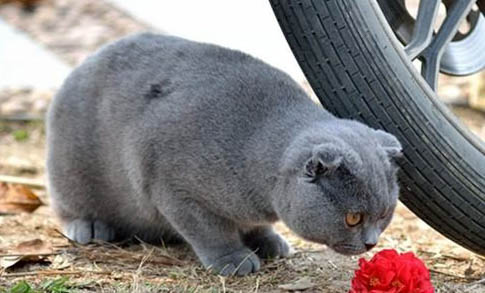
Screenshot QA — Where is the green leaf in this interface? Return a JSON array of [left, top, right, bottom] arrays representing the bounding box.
[[40, 277, 70, 293], [8, 281, 32, 293], [12, 129, 28, 141]]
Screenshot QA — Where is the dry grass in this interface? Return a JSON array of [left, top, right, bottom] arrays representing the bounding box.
[[0, 159, 484, 292]]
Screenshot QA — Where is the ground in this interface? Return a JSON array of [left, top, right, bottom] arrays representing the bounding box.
[[0, 0, 485, 292]]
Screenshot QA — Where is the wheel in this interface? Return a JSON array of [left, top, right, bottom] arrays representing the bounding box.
[[270, 0, 485, 255]]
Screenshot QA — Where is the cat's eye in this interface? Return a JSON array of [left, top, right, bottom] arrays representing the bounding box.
[[345, 212, 363, 227]]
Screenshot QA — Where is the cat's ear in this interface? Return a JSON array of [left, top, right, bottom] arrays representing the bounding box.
[[374, 130, 403, 159], [304, 146, 342, 179], [304, 143, 361, 179]]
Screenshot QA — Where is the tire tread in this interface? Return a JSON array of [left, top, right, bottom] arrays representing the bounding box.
[[270, 0, 485, 254]]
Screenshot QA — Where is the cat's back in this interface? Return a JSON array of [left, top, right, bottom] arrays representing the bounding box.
[[51, 33, 314, 152], [59, 33, 307, 123], [46, 33, 325, 231], [49, 32, 319, 169]]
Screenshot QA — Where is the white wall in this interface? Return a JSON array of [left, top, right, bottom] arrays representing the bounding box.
[[0, 18, 70, 88], [108, 0, 306, 83]]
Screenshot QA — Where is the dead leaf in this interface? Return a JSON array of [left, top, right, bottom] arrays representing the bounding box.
[[15, 239, 53, 254], [0, 182, 43, 214], [0, 239, 54, 269], [49, 254, 73, 270], [0, 256, 23, 269], [278, 276, 316, 291]]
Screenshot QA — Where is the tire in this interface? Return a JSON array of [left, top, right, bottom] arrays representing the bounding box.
[[270, 0, 485, 255]]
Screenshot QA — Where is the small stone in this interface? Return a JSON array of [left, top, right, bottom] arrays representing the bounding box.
[[278, 277, 316, 291]]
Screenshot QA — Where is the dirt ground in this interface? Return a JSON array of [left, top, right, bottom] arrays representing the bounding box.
[[1, 0, 485, 292]]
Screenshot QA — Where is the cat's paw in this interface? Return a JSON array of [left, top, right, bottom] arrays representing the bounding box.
[[202, 248, 261, 276], [64, 219, 116, 244], [244, 232, 290, 259]]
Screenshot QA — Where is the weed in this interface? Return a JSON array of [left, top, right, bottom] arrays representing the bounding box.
[[40, 277, 70, 293], [5, 281, 35, 293], [3, 277, 73, 293], [12, 129, 28, 141]]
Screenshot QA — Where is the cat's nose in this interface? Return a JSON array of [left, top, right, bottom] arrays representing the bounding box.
[[365, 243, 377, 251]]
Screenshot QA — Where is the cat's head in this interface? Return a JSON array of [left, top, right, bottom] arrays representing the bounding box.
[[275, 126, 402, 255]]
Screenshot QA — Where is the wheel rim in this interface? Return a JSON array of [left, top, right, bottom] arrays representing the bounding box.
[[377, 0, 485, 89], [441, 11, 485, 75]]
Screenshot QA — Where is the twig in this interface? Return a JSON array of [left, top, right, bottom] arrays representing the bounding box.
[[429, 269, 480, 281], [418, 250, 470, 262], [441, 253, 469, 262], [0, 252, 60, 257], [2, 270, 111, 277], [327, 260, 338, 270], [253, 277, 260, 293], [418, 249, 470, 261], [0, 115, 45, 122], [465, 279, 485, 293], [0, 175, 45, 189], [470, 277, 485, 285]]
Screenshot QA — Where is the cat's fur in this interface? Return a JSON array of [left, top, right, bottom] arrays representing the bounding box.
[[47, 33, 402, 276]]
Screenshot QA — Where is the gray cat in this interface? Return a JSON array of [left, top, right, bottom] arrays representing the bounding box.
[[46, 33, 402, 276]]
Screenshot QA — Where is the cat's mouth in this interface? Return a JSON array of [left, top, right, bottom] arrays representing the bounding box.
[[332, 243, 366, 255]]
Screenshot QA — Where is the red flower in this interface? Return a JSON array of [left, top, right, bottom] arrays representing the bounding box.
[[349, 249, 434, 293]]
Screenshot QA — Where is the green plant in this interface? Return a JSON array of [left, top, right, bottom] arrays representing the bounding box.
[[7, 281, 34, 293], [12, 129, 28, 141], [40, 277, 70, 293], [3, 277, 72, 293]]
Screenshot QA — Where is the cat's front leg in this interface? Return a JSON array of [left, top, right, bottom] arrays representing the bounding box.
[[241, 226, 291, 259], [159, 196, 260, 276]]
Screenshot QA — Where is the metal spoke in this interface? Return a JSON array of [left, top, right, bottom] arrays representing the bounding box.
[[405, 0, 441, 60], [420, 0, 475, 89]]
